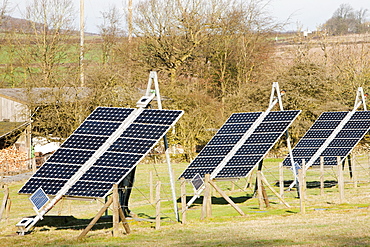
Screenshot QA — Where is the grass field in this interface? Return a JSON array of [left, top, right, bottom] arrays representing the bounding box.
[[1, 156, 370, 246]]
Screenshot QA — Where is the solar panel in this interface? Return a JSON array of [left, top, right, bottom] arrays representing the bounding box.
[[29, 187, 49, 211], [180, 110, 301, 180], [191, 173, 204, 190], [283, 111, 370, 167], [19, 107, 183, 199]]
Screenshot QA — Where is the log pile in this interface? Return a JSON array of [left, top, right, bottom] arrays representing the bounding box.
[[0, 147, 28, 174]]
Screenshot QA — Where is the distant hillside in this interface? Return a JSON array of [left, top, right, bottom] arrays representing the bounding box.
[[0, 15, 35, 32], [0, 15, 97, 35]]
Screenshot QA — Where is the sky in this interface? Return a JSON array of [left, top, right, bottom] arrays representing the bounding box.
[[9, 0, 370, 33]]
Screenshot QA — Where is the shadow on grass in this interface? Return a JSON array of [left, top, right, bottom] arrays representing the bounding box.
[[178, 195, 253, 208], [275, 180, 338, 189], [32, 213, 167, 231], [31, 215, 114, 231]]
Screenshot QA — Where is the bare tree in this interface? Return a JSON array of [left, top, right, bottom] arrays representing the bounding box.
[[14, 0, 77, 87], [324, 4, 369, 34], [133, 0, 224, 83], [99, 6, 123, 65]]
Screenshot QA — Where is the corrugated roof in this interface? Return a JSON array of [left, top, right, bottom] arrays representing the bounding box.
[[0, 121, 29, 138], [0, 87, 91, 104]]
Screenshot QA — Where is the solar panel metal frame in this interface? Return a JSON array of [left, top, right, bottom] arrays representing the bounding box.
[[65, 109, 183, 199], [284, 110, 370, 168], [19, 107, 183, 200], [179, 109, 300, 181]]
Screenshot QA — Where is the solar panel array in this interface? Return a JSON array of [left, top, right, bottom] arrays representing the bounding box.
[[19, 107, 183, 199], [283, 111, 370, 167], [180, 110, 300, 180]]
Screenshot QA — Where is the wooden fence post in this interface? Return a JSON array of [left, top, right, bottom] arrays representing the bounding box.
[[320, 156, 324, 195], [337, 157, 345, 203], [113, 184, 120, 237], [155, 181, 161, 230], [257, 171, 264, 210], [351, 155, 357, 188], [149, 171, 154, 204], [0, 185, 9, 221], [32, 158, 37, 174], [299, 160, 306, 214], [77, 197, 113, 240], [180, 177, 186, 224], [201, 174, 212, 220], [279, 162, 284, 198]]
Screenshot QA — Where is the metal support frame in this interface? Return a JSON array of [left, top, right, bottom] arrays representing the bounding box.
[[137, 71, 180, 222], [287, 87, 367, 190], [186, 82, 292, 208], [303, 87, 367, 170], [16, 108, 143, 234], [16, 71, 181, 234]]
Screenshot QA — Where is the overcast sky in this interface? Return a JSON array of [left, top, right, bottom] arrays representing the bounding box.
[[10, 0, 370, 33]]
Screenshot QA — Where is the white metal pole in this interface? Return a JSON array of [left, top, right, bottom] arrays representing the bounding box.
[[80, 0, 85, 87], [150, 71, 180, 222]]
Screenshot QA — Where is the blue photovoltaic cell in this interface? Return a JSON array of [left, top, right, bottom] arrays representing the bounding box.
[[188, 157, 225, 168], [352, 111, 370, 119], [87, 107, 135, 122], [19, 178, 66, 195], [66, 180, 113, 198], [295, 139, 326, 148], [217, 123, 253, 134], [198, 145, 234, 156], [255, 122, 290, 132], [328, 139, 358, 147], [225, 112, 262, 124], [302, 130, 333, 139], [79, 167, 130, 183], [108, 138, 156, 153], [321, 147, 352, 157], [283, 111, 370, 167], [235, 144, 271, 155], [74, 121, 121, 136], [292, 148, 320, 157], [336, 129, 367, 138], [180, 110, 300, 180], [121, 124, 169, 139], [208, 135, 243, 145], [61, 135, 108, 150], [317, 111, 348, 121], [244, 133, 282, 144], [217, 166, 255, 178], [29, 188, 49, 210], [180, 168, 217, 180], [224, 155, 262, 166], [134, 109, 182, 125], [33, 163, 81, 179], [264, 111, 300, 121], [311, 121, 341, 129], [47, 149, 95, 164], [93, 152, 142, 168], [343, 121, 370, 129]]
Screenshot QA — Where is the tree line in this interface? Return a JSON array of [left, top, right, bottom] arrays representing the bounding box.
[[0, 0, 369, 160]]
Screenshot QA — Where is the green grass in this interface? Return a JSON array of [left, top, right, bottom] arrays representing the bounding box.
[[1, 154, 370, 246]]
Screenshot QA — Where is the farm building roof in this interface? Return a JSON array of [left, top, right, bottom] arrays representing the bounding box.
[[0, 87, 91, 104], [0, 121, 29, 139]]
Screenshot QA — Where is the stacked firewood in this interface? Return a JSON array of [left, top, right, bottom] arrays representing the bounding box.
[[0, 147, 28, 174]]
